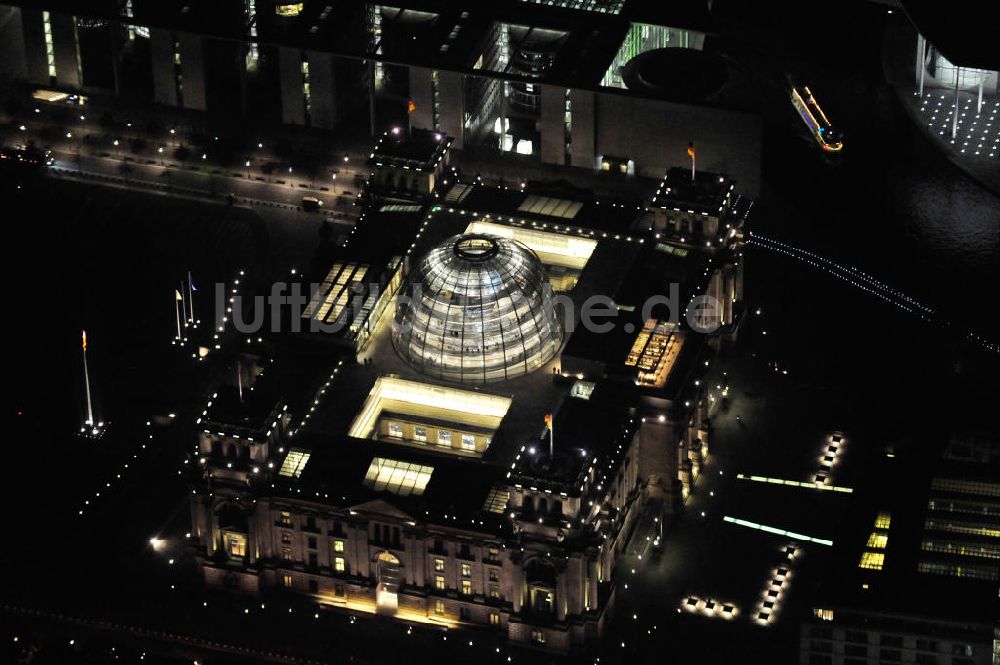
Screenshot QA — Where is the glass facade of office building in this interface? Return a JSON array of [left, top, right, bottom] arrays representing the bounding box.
[[393, 234, 562, 384]]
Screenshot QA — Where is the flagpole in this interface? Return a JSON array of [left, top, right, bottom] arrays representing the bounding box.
[[82, 330, 94, 426], [180, 280, 188, 328], [175, 291, 182, 339], [187, 271, 196, 324], [550, 418, 554, 458], [691, 152, 696, 181]]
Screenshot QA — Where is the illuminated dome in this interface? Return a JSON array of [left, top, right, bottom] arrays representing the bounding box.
[[392, 234, 562, 384]]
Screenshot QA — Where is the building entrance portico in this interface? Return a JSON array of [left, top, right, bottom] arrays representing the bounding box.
[[375, 550, 402, 615]]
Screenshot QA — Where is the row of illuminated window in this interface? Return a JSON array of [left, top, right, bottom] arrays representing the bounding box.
[[924, 518, 1000, 539], [432, 574, 502, 598], [42, 11, 56, 78], [931, 477, 1000, 498], [274, 508, 505, 563], [858, 512, 892, 570], [808, 628, 975, 657], [920, 539, 1000, 560], [383, 419, 486, 452], [431, 599, 503, 627], [928, 498, 1000, 517], [917, 559, 999, 581], [277, 510, 345, 535], [279, 544, 348, 572]]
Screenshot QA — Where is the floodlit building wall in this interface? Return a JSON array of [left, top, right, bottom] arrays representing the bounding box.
[[539, 83, 565, 165], [278, 46, 305, 125], [49, 11, 80, 89], [436, 69, 465, 150], [149, 28, 177, 106], [0, 6, 29, 84], [408, 65, 435, 130], [591, 91, 762, 194], [307, 50, 338, 129], [18, 7, 47, 84], [568, 88, 596, 168], [177, 31, 207, 111]]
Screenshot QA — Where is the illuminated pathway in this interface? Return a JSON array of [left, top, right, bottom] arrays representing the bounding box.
[[748, 231, 999, 355]]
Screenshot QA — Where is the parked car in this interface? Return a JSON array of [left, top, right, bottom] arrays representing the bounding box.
[[301, 196, 323, 211]]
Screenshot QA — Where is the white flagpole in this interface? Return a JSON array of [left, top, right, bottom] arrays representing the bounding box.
[[175, 292, 182, 339], [237, 359, 244, 402], [691, 152, 696, 181], [82, 331, 94, 426], [187, 271, 196, 324], [549, 419, 554, 458], [180, 280, 188, 327]]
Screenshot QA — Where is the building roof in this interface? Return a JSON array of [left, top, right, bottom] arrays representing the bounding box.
[[269, 429, 512, 532], [370, 128, 451, 171], [649, 167, 736, 217], [19, 0, 721, 93], [811, 446, 1000, 627]]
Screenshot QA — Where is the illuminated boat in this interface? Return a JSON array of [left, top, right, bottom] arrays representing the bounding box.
[[791, 85, 843, 152]]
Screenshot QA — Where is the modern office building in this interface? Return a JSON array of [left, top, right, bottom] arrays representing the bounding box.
[[799, 435, 1000, 665], [187, 131, 748, 653], [0, 0, 762, 193]]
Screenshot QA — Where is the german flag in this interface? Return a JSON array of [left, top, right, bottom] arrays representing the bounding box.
[[543, 413, 552, 431]]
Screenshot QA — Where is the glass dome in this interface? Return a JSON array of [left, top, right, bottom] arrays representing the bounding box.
[[392, 233, 563, 384]]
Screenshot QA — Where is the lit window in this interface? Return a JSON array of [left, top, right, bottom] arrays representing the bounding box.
[[461, 563, 471, 578], [438, 431, 451, 446], [488, 568, 499, 582], [859, 551, 885, 570], [334, 557, 346, 572], [282, 574, 293, 588], [333, 540, 344, 553], [489, 584, 502, 599], [435, 575, 446, 590], [531, 630, 545, 644], [274, 2, 303, 16], [482, 487, 510, 514], [866, 532, 888, 549], [282, 547, 292, 561], [434, 558, 445, 572], [280, 511, 292, 526], [388, 421, 403, 438], [434, 600, 445, 615], [571, 380, 595, 400], [489, 611, 500, 625], [461, 580, 472, 595], [363, 457, 434, 496], [279, 449, 311, 478], [414, 426, 427, 442], [461, 434, 476, 450], [42, 12, 56, 78], [874, 512, 892, 530], [813, 608, 834, 621], [226, 532, 246, 558]]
